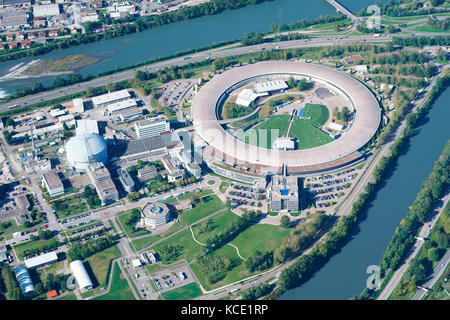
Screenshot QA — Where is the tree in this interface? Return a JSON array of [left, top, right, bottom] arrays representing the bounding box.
[[280, 215, 291, 228], [23, 221, 31, 228], [341, 106, 350, 122]]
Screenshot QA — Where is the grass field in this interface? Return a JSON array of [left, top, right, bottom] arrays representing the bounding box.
[[84, 245, 121, 289], [230, 224, 291, 258], [238, 103, 333, 149], [162, 282, 203, 300], [153, 229, 202, 264], [117, 208, 151, 238], [179, 195, 224, 225], [52, 196, 88, 218], [132, 234, 162, 251], [13, 238, 59, 259], [55, 294, 77, 300], [0, 220, 24, 237], [191, 210, 241, 244], [93, 262, 135, 300]]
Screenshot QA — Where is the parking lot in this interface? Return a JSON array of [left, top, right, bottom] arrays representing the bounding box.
[[151, 265, 195, 293], [226, 183, 264, 210]]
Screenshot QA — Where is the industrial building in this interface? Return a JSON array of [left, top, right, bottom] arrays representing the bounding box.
[[140, 202, 170, 229], [254, 80, 288, 94], [117, 168, 135, 193], [0, 10, 28, 28], [69, 98, 85, 113], [14, 266, 35, 297], [161, 155, 185, 182], [24, 251, 58, 269], [70, 260, 93, 290], [75, 119, 99, 136], [91, 89, 131, 108], [87, 162, 119, 205], [118, 106, 143, 122], [41, 171, 64, 196], [106, 98, 137, 115], [135, 117, 170, 139], [235, 88, 268, 107], [33, 3, 60, 17], [65, 133, 108, 171], [137, 165, 158, 180]]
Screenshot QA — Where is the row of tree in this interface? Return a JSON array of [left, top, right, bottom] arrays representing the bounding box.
[[272, 74, 449, 298], [203, 211, 261, 254], [67, 235, 116, 262]]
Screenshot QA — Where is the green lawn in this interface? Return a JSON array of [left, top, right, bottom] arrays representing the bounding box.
[[153, 229, 203, 265], [52, 196, 88, 218], [179, 195, 224, 225], [93, 262, 135, 300], [13, 238, 59, 259], [117, 209, 151, 238], [189, 244, 247, 291], [84, 245, 121, 289], [0, 220, 24, 237], [237, 103, 333, 150], [132, 234, 162, 252], [230, 224, 291, 258], [219, 181, 230, 193], [162, 282, 203, 300], [191, 210, 241, 244]]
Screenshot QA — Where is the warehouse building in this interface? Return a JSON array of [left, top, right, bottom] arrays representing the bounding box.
[[91, 89, 131, 108], [75, 119, 99, 135], [33, 3, 60, 17], [70, 260, 93, 290], [106, 98, 137, 115], [24, 251, 58, 269], [0, 10, 28, 28]]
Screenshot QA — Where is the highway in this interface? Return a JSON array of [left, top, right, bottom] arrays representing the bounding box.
[[0, 34, 398, 112], [412, 249, 450, 300], [377, 191, 450, 300]]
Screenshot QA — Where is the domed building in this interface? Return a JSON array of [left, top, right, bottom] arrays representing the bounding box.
[[65, 133, 108, 171]]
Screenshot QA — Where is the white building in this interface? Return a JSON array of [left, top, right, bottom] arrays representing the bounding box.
[[24, 251, 58, 269], [91, 89, 131, 108], [235, 88, 267, 107], [70, 260, 93, 290], [106, 98, 137, 115], [41, 171, 64, 196], [69, 98, 85, 113], [75, 119, 99, 135], [328, 122, 344, 132], [254, 80, 288, 94], [33, 4, 61, 17], [135, 117, 170, 139], [140, 202, 170, 229]]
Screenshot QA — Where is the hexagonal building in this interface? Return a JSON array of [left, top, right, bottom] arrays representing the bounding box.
[[65, 133, 108, 171]]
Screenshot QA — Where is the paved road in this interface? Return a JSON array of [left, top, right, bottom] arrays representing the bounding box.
[[412, 250, 450, 300], [0, 34, 398, 112], [377, 192, 450, 300]]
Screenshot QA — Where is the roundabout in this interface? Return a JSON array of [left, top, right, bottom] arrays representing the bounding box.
[[192, 61, 381, 178]]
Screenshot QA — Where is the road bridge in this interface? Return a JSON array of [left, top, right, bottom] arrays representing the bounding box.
[[326, 0, 357, 21]]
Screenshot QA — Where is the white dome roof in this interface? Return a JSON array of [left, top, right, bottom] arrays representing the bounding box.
[[66, 133, 108, 171]]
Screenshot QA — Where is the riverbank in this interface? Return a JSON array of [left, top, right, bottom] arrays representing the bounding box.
[[273, 71, 449, 300]]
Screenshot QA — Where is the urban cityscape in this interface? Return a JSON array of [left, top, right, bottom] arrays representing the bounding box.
[[0, 0, 448, 308]]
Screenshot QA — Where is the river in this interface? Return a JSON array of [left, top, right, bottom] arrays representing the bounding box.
[[0, 0, 384, 97], [280, 87, 450, 300]]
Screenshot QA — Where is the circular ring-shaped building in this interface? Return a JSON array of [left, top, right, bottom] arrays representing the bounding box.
[[192, 61, 380, 176]]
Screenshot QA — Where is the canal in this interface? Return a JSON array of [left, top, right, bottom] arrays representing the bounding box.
[[280, 87, 450, 299], [0, 0, 384, 97]]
